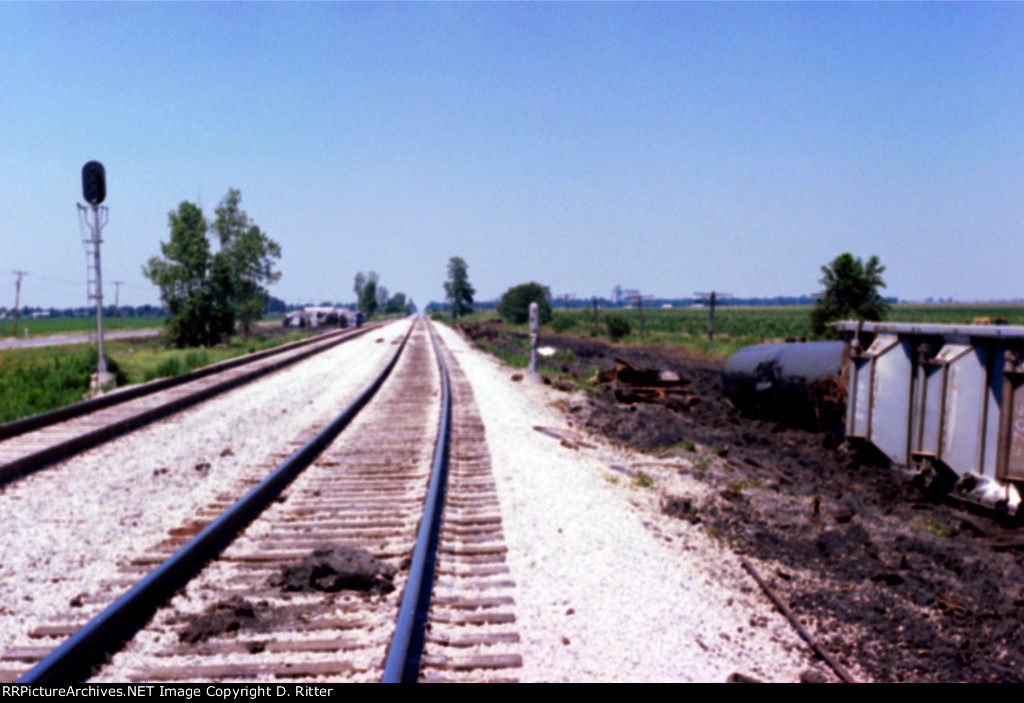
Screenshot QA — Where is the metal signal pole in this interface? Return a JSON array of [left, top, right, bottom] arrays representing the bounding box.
[[79, 161, 113, 389]]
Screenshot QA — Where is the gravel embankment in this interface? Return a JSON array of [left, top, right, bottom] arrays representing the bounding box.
[[433, 323, 815, 683], [0, 321, 408, 659]]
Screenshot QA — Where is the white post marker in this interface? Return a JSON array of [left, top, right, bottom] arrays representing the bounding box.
[[528, 301, 539, 374]]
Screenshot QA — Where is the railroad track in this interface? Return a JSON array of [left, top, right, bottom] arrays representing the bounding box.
[[0, 322, 385, 486], [2, 318, 521, 683]]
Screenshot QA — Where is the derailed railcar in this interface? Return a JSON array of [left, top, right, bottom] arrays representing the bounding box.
[[835, 321, 1024, 513], [725, 322, 1024, 514], [722, 341, 848, 431]]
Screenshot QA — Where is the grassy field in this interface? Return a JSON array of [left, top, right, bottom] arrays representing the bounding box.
[[0, 316, 164, 339], [460, 302, 1024, 360], [0, 328, 315, 424]]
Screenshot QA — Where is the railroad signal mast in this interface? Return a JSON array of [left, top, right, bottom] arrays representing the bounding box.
[[694, 290, 732, 342], [78, 161, 114, 390]]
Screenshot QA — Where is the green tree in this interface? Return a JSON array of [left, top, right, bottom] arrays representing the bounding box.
[[353, 272, 366, 302], [143, 202, 235, 347], [498, 282, 553, 325], [444, 257, 475, 320], [385, 292, 408, 314], [811, 252, 889, 337], [359, 279, 378, 317], [212, 189, 281, 334]]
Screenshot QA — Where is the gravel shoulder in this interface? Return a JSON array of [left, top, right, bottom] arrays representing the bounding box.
[[434, 323, 815, 683]]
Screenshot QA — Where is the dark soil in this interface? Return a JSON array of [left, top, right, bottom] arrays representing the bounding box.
[[269, 544, 397, 595], [468, 323, 1024, 683], [178, 596, 263, 644]]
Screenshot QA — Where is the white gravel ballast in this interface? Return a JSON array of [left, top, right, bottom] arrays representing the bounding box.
[[433, 322, 813, 683]]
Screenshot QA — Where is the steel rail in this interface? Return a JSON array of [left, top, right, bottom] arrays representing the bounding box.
[[382, 318, 452, 683], [0, 322, 388, 487], [18, 320, 415, 685], [0, 322, 383, 443]]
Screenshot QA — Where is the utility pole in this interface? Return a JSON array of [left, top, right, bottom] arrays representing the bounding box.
[[561, 293, 575, 311], [10, 270, 27, 338], [630, 292, 654, 340], [112, 281, 122, 327], [694, 290, 733, 342]]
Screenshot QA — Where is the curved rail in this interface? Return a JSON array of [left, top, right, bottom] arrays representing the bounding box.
[[382, 318, 452, 683], [18, 321, 415, 685], [0, 321, 388, 487]]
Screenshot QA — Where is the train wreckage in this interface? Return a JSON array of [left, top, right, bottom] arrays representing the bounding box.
[[723, 321, 1024, 515]]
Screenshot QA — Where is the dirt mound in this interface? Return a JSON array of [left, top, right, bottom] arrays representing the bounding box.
[[269, 544, 396, 595], [178, 596, 263, 644]]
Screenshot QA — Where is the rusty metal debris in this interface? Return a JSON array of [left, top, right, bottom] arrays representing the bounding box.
[[594, 359, 699, 412], [532, 425, 595, 450]]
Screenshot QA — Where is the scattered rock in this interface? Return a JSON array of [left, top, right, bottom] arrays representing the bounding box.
[[726, 672, 763, 683], [661, 495, 701, 525], [799, 669, 830, 684], [194, 462, 211, 472]]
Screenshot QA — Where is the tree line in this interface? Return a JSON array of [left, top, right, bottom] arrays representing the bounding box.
[[436, 252, 891, 339], [352, 271, 414, 317], [143, 189, 281, 347]]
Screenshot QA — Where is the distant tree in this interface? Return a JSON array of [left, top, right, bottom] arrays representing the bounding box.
[[143, 201, 235, 347], [385, 292, 408, 315], [266, 296, 287, 314], [376, 285, 390, 311], [444, 257, 475, 320], [353, 272, 366, 302], [498, 282, 553, 325], [359, 279, 378, 317], [212, 189, 281, 334], [811, 252, 889, 337]]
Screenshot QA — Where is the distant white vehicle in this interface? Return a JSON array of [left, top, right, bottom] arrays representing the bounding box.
[[283, 307, 350, 328]]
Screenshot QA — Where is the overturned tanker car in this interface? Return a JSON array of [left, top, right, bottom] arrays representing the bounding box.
[[724, 321, 1024, 515], [722, 341, 848, 432]]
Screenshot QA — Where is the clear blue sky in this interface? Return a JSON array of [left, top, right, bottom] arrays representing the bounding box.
[[2, 2, 1022, 310]]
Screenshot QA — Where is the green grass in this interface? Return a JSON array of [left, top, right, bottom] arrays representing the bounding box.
[[726, 477, 762, 493], [633, 471, 656, 489], [0, 348, 119, 423], [0, 329, 315, 424], [111, 331, 312, 384], [458, 303, 1024, 360]]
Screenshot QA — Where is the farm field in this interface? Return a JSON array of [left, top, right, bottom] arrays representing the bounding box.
[[0, 316, 164, 339], [461, 303, 1024, 360]]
